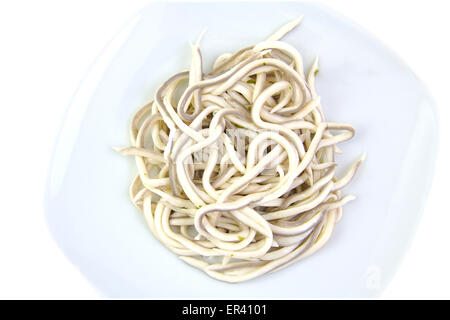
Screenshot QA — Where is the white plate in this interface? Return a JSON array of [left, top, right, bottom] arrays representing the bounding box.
[[45, 1, 438, 298]]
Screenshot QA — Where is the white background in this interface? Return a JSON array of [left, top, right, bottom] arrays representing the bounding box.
[[0, 0, 448, 299]]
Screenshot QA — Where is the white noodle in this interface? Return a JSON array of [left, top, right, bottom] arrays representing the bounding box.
[[116, 18, 364, 283]]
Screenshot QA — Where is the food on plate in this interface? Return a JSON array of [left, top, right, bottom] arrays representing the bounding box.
[[116, 18, 364, 282]]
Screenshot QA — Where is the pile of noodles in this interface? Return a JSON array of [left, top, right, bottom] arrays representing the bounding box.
[[116, 18, 364, 283]]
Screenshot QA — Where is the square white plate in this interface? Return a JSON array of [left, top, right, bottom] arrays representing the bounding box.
[[45, 1, 438, 298]]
